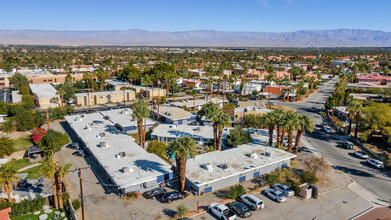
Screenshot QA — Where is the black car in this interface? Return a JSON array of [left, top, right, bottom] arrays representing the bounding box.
[[342, 140, 354, 149], [146, 188, 167, 199], [309, 107, 317, 112], [227, 201, 252, 218], [161, 191, 186, 203], [67, 142, 80, 150]]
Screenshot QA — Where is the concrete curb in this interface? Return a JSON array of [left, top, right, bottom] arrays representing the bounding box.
[[349, 206, 375, 220]]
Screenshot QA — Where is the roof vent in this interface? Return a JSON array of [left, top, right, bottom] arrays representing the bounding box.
[[171, 124, 177, 129], [75, 117, 82, 122], [195, 127, 201, 131], [220, 164, 229, 170], [250, 153, 259, 159], [165, 112, 171, 116], [99, 142, 108, 148], [103, 115, 110, 120], [81, 114, 85, 118], [265, 151, 273, 157], [89, 123, 94, 127], [97, 132, 106, 138], [201, 163, 213, 172], [84, 124, 91, 130], [121, 166, 133, 173]]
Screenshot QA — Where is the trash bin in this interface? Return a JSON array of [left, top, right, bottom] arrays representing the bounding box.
[[299, 186, 313, 200]]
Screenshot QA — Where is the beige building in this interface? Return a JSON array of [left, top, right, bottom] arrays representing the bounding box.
[[29, 84, 61, 110], [132, 86, 166, 99], [74, 90, 135, 106], [233, 105, 271, 123]]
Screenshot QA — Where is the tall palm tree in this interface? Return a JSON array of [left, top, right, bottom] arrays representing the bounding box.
[[204, 103, 223, 149], [191, 90, 198, 113], [55, 162, 72, 209], [265, 65, 275, 108], [0, 163, 20, 202], [284, 111, 299, 153], [166, 137, 197, 192], [346, 100, 363, 137], [261, 112, 276, 147], [41, 155, 58, 209], [272, 109, 285, 148], [132, 100, 150, 147], [293, 115, 314, 155], [217, 112, 230, 150], [56, 87, 66, 109]]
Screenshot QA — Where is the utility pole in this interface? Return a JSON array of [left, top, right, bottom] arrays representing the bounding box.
[[79, 168, 85, 220], [45, 109, 50, 130]]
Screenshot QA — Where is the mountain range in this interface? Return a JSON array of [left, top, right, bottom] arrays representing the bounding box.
[[0, 29, 391, 47]]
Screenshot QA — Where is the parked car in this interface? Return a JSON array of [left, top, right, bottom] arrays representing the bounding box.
[[264, 188, 287, 203], [72, 150, 86, 157], [366, 159, 384, 169], [267, 102, 276, 106], [293, 146, 305, 153], [309, 107, 317, 112], [342, 140, 354, 149], [271, 184, 295, 197], [161, 191, 186, 203], [208, 203, 236, 220], [283, 138, 296, 147], [236, 194, 264, 211], [188, 121, 200, 126], [322, 121, 329, 127], [145, 188, 167, 199], [324, 126, 333, 133], [354, 150, 369, 159], [67, 142, 80, 150], [227, 201, 252, 218]]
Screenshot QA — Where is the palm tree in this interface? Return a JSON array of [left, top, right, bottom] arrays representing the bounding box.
[[284, 111, 299, 153], [132, 100, 150, 147], [346, 100, 363, 137], [191, 90, 198, 113], [55, 162, 72, 209], [0, 163, 20, 202], [56, 87, 66, 109], [293, 115, 314, 155], [272, 109, 285, 148], [41, 155, 58, 209], [166, 137, 197, 192], [204, 103, 223, 149], [265, 74, 275, 108], [217, 112, 230, 150], [261, 112, 276, 147]]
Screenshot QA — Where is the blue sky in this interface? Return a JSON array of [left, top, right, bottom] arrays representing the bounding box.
[[1, 0, 390, 32]]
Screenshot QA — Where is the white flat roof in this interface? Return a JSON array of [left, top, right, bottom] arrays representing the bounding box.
[[74, 90, 134, 97], [151, 124, 229, 140], [171, 98, 227, 108], [99, 108, 155, 128], [106, 79, 131, 87], [65, 113, 172, 189], [29, 83, 59, 98], [11, 91, 22, 103], [156, 105, 197, 121], [185, 129, 295, 186]]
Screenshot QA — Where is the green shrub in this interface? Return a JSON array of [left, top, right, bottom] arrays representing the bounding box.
[[266, 173, 279, 185], [285, 181, 301, 195], [227, 184, 246, 199], [146, 140, 168, 158], [301, 171, 318, 184], [321, 112, 326, 118], [71, 199, 81, 211], [385, 154, 391, 169], [37, 129, 70, 153], [0, 137, 15, 158], [176, 204, 189, 218], [0, 196, 45, 217]]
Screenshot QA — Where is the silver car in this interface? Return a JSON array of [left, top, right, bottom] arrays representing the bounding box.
[[354, 150, 369, 159], [264, 188, 287, 203], [271, 183, 295, 197]]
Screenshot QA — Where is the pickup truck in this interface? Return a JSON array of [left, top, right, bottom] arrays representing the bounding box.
[[208, 203, 236, 220]]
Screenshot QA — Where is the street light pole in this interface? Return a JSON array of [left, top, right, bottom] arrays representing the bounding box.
[[79, 168, 85, 220]]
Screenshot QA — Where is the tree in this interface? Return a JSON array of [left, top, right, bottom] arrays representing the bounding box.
[[166, 137, 196, 192], [32, 128, 46, 143], [190, 90, 198, 113], [265, 65, 275, 108], [261, 111, 276, 147], [217, 112, 230, 150], [55, 162, 72, 209], [94, 67, 110, 91], [37, 129, 70, 153], [9, 73, 28, 90], [41, 155, 59, 209], [0, 137, 14, 158], [360, 103, 391, 142], [346, 100, 362, 136], [284, 111, 299, 153], [0, 163, 20, 202], [146, 140, 167, 157], [18, 86, 30, 96], [199, 103, 222, 149], [56, 87, 66, 108], [226, 126, 252, 147], [132, 100, 150, 147], [293, 115, 314, 155]]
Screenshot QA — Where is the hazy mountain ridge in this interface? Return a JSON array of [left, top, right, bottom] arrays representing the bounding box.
[[0, 29, 390, 47]]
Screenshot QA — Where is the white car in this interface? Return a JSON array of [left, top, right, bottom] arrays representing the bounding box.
[[208, 203, 236, 220], [354, 150, 369, 159], [324, 126, 333, 133], [264, 189, 287, 203], [283, 138, 296, 147], [237, 194, 265, 211], [271, 183, 295, 197], [367, 159, 384, 169]]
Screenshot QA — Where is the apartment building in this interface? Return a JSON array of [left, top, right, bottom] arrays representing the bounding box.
[[29, 84, 61, 109], [74, 90, 136, 106]]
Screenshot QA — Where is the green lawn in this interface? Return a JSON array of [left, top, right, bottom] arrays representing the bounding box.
[[12, 208, 66, 220], [20, 164, 44, 179], [7, 159, 37, 171], [13, 135, 34, 151]]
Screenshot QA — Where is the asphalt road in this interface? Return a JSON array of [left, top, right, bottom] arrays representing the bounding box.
[[276, 78, 391, 202]]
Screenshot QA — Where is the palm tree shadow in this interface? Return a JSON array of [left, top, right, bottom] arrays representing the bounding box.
[[134, 159, 170, 175]]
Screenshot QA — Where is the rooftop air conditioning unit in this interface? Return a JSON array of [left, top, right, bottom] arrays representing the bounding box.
[[171, 124, 177, 129], [195, 127, 201, 131], [81, 114, 85, 118], [265, 151, 273, 157], [84, 125, 91, 130], [104, 115, 110, 120], [250, 153, 259, 159], [202, 163, 213, 172], [89, 123, 94, 127], [115, 154, 122, 159], [97, 132, 106, 138], [122, 166, 133, 173], [119, 152, 126, 157], [220, 164, 229, 170], [75, 117, 82, 122], [99, 142, 108, 148]]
